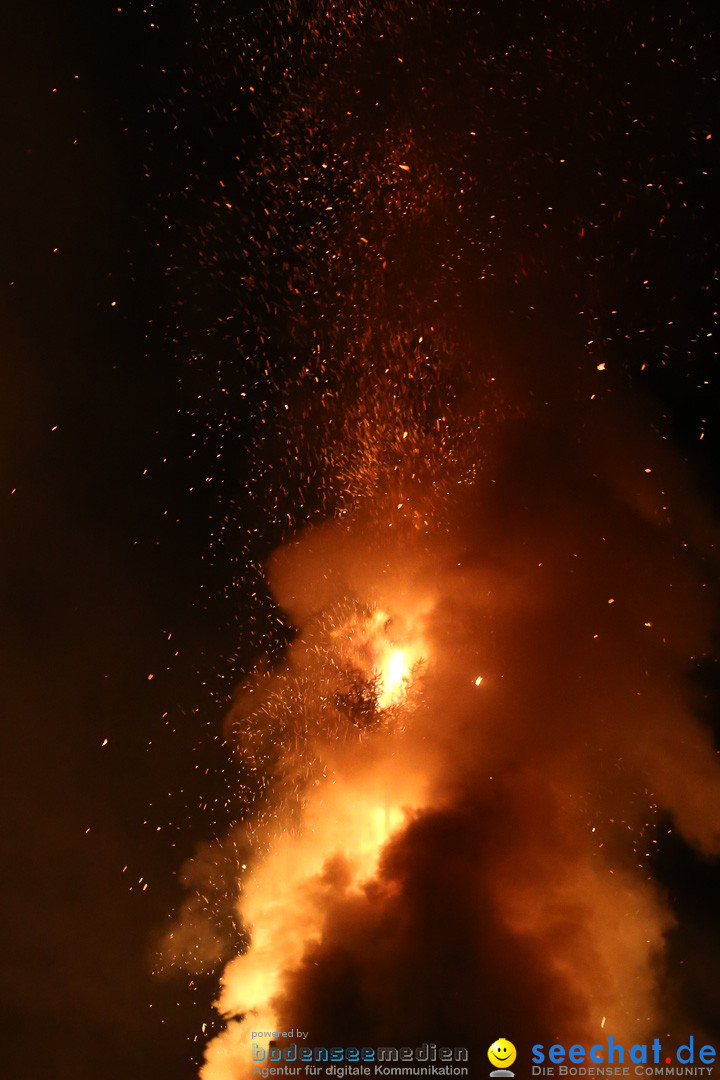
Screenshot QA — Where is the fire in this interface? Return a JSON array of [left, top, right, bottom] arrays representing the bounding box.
[[190, 589, 434, 1078], [156, 6, 720, 1067], [204, 744, 429, 1080], [377, 647, 409, 707], [171, 484, 720, 1080], [332, 606, 427, 712], [369, 614, 427, 712]]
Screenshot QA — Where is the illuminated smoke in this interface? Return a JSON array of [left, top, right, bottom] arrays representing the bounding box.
[[154, 2, 720, 1076], [192, 405, 720, 1079]]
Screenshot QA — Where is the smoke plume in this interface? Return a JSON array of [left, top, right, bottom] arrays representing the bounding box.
[[196, 383, 720, 1077], [154, 2, 720, 1076]]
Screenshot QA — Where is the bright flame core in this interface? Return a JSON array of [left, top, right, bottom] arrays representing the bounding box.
[[378, 648, 409, 707]]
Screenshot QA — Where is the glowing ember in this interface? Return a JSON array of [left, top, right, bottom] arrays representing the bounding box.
[[149, 5, 720, 1077]]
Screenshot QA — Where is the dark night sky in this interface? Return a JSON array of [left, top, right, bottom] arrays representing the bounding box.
[[1, 2, 719, 1078], [0, 3, 226, 1076]]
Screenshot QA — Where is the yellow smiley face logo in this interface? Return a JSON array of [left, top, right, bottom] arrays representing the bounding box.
[[488, 1039, 517, 1070]]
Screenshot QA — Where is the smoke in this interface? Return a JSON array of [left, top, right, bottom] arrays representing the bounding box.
[[153, 2, 720, 1076], [185, 382, 719, 1078]]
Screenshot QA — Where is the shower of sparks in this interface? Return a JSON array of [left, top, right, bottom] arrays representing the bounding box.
[[136, 1, 720, 1075]]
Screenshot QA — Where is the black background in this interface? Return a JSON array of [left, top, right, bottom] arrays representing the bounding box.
[[1, 3, 222, 1076]]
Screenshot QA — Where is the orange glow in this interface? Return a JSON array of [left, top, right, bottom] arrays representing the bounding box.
[[378, 647, 409, 707], [204, 750, 429, 1080]]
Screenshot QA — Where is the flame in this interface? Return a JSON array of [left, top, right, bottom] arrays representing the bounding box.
[[183, 493, 720, 1080], [191, 587, 437, 1079], [327, 606, 426, 713], [159, 38, 720, 1054], [377, 647, 409, 707], [371, 614, 427, 711], [205, 747, 429, 1079]]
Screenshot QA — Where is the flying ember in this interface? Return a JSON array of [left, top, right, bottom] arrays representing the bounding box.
[[151, 4, 720, 1079]]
